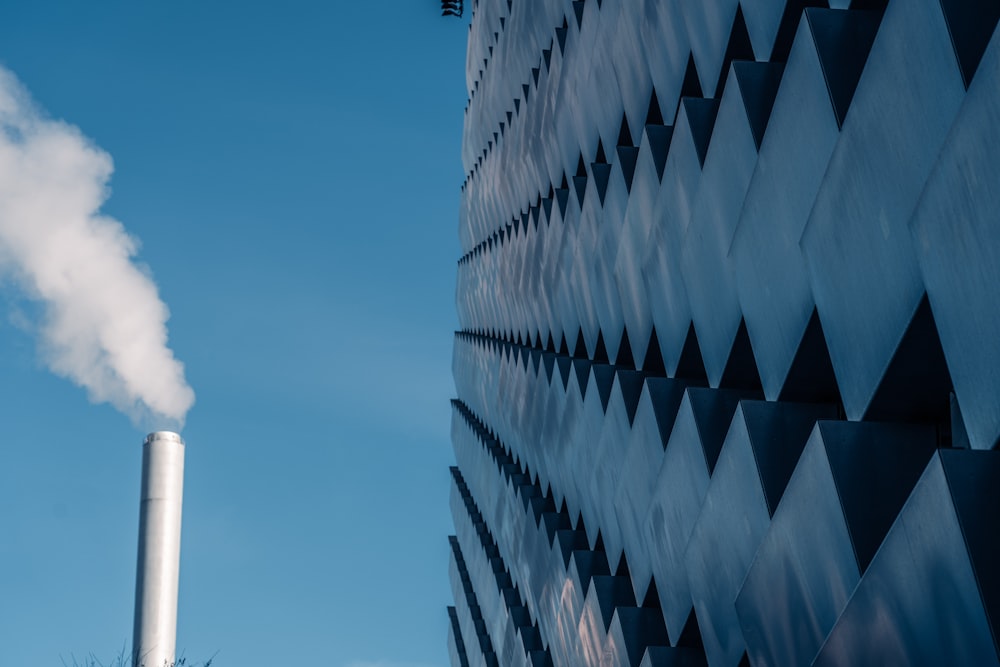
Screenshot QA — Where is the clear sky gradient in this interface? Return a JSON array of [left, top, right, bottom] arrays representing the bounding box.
[[0, 2, 466, 665]]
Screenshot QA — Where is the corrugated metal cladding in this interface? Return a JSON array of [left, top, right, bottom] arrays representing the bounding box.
[[446, 0, 1000, 665]]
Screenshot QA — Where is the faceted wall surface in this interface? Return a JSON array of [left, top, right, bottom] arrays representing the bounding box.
[[447, 1, 1000, 665]]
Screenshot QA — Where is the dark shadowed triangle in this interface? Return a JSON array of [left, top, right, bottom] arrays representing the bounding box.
[[732, 60, 785, 151], [681, 97, 719, 168], [594, 531, 606, 555], [573, 327, 589, 359], [642, 577, 662, 609], [687, 387, 751, 474], [643, 328, 667, 376], [780, 308, 842, 405], [556, 526, 586, 568], [615, 552, 631, 579], [542, 184, 554, 221], [864, 294, 953, 423], [573, 154, 589, 205], [720, 319, 762, 392], [675, 323, 709, 384], [714, 5, 755, 99], [542, 349, 556, 383], [940, 449, 1000, 652], [616, 113, 640, 192], [594, 365, 616, 413], [644, 89, 673, 181], [646, 88, 665, 126], [575, 512, 589, 543], [574, 360, 591, 400], [556, 173, 571, 218], [681, 53, 704, 100], [572, 327, 591, 399], [645, 377, 689, 448], [557, 356, 573, 390], [557, 333, 572, 389], [593, 331, 615, 411], [771, 0, 827, 63], [645, 124, 673, 182], [616, 328, 635, 369], [617, 369, 645, 425], [677, 608, 705, 649], [595, 139, 608, 164], [593, 330, 609, 364], [939, 0, 1000, 88], [591, 140, 612, 206], [541, 499, 570, 546], [573, 0, 585, 28], [668, 55, 704, 125], [819, 421, 936, 573], [556, 17, 569, 53], [618, 113, 634, 148], [806, 8, 881, 128], [741, 401, 838, 516], [570, 547, 611, 600], [612, 608, 668, 665]]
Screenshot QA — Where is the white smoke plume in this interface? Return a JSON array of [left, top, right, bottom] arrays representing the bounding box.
[[0, 66, 194, 425]]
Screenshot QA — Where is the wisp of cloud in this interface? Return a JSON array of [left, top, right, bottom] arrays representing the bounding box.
[[0, 66, 194, 426]]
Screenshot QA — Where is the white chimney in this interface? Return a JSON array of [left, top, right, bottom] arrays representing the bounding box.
[[132, 431, 185, 667]]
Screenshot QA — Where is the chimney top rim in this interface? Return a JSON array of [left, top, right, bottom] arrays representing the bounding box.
[[144, 431, 184, 446]]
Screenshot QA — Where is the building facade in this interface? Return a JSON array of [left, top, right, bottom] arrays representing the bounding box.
[[447, 1, 1000, 665]]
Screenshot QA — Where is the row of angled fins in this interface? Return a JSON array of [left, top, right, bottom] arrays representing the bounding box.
[[450, 0, 1000, 665], [448, 332, 1000, 666], [457, 0, 1000, 451]]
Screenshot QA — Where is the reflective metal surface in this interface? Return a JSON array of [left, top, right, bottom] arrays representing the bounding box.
[[813, 451, 1000, 666], [133, 432, 185, 667], [734, 421, 936, 666], [448, 1, 1000, 665]]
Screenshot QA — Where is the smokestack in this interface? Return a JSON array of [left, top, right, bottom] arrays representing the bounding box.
[[133, 431, 185, 667]]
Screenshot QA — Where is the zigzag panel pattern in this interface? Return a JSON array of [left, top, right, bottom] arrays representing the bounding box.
[[449, 0, 1000, 665]]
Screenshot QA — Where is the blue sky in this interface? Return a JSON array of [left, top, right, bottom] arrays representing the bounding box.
[[0, 2, 466, 665]]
